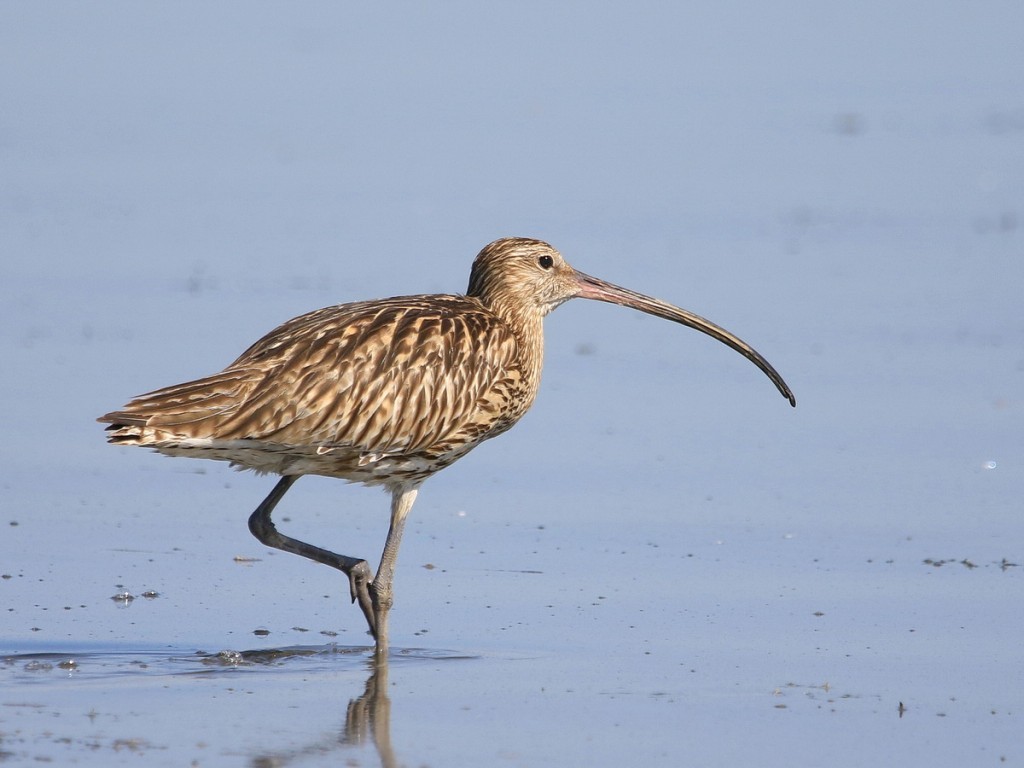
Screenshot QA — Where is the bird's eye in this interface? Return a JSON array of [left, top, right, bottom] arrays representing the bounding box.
[[538, 254, 554, 270]]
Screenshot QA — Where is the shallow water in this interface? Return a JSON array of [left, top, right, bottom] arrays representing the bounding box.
[[3, 474, 1021, 765], [3, 2, 1023, 766]]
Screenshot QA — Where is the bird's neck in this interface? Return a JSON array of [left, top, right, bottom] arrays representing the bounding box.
[[488, 296, 546, 387]]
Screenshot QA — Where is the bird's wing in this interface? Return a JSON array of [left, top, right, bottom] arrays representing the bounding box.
[[99, 295, 526, 456]]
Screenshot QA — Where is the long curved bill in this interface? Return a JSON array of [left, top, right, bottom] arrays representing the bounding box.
[[574, 271, 796, 407]]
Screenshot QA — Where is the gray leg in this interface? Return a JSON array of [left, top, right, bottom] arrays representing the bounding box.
[[248, 475, 377, 638], [369, 482, 420, 656]]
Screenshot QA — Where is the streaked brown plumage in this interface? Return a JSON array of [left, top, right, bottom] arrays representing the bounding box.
[[99, 237, 795, 654], [103, 295, 531, 483]]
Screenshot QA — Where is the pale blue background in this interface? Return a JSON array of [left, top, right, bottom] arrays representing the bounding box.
[[2, 2, 1022, 766]]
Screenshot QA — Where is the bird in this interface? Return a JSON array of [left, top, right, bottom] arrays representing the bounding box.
[[99, 237, 795, 654]]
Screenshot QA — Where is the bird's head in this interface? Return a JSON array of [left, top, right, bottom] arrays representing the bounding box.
[[467, 237, 580, 317]]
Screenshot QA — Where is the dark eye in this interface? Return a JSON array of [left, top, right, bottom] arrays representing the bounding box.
[[538, 254, 553, 269]]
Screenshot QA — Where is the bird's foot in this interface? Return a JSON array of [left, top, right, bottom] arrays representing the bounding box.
[[347, 560, 377, 639], [369, 581, 391, 658]]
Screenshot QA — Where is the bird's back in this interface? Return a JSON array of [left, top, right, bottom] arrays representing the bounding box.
[[99, 294, 536, 483]]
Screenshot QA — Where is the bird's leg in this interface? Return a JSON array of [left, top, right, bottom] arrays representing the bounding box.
[[248, 475, 377, 638], [369, 482, 420, 656]]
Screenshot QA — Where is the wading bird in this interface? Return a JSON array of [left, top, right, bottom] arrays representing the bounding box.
[[99, 237, 795, 653]]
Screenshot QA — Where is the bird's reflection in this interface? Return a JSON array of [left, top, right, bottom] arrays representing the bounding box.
[[235, 643, 474, 767], [243, 648, 397, 768], [341, 655, 396, 768]]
